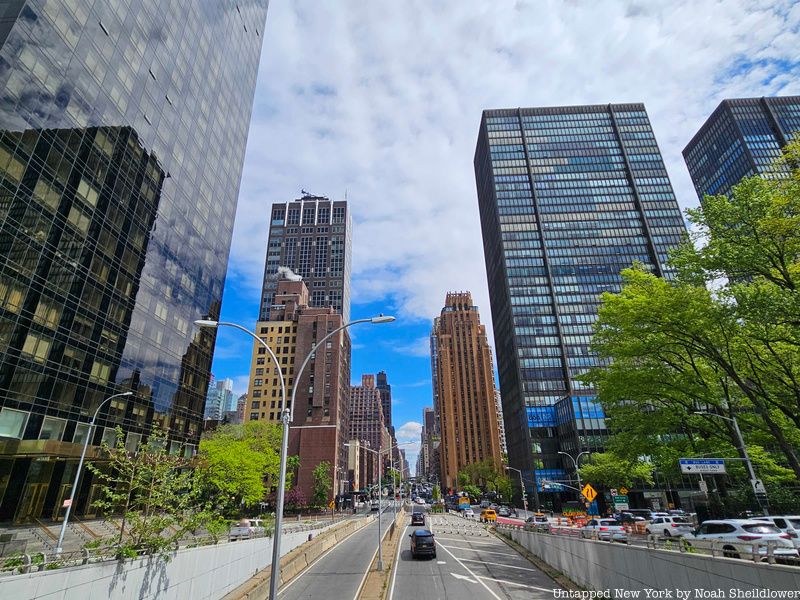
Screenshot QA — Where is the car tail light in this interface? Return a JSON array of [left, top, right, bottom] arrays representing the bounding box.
[[779, 533, 790, 539], [599, 527, 608, 531], [671, 524, 678, 527], [788, 532, 798, 539], [737, 535, 761, 541]]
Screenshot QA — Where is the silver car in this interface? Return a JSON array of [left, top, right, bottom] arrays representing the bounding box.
[[685, 519, 799, 560], [581, 518, 628, 543], [752, 516, 800, 549], [646, 515, 694, 538]]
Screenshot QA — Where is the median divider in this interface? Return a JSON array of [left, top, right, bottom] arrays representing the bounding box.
[[223, 515, 376, 600]]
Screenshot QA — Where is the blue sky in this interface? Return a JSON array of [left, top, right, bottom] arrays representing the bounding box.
[[210, 1, 800, 468]]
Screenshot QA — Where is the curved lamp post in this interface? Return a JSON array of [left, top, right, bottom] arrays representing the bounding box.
[[196, 314, 394, 600], [55, 390, 134, 553], [558, 450, 590, 491]]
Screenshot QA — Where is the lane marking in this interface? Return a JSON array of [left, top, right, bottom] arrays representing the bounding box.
[[451, 572, 477, 584], [437, 541, 503, 600], [437, 543, 513, 556], [387, 522, 408, 600], [433, 536, 503, 546], [437, 561, 446, 564], [456, 558, 539, 571], [476, 575, 554, 592], [353, 516, 394, 600]]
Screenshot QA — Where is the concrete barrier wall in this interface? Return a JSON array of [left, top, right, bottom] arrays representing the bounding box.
[[499, 526, 800, 592], [0, 527, 322, 600]]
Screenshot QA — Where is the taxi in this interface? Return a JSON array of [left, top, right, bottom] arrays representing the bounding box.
[[479, 508, 497, 523]]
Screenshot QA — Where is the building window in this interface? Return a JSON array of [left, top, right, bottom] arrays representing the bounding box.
[[0, 408, 29, 439], [39, 416, 66, 441]]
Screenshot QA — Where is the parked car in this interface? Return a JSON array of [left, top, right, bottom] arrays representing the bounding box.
[[497, 506, 511, 517], [229, 518, 265, 540], [479, 509, 497, 523], [462, 508, 475, 518], [411, 512, 426, 526], [646, 516, 695, 538], [580, 518, 628, 543], [685, 519, 799, 560], [409, 529, 437, 559], [752, 516, 800, 549]]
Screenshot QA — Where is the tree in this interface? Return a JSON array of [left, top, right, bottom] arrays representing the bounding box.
[[197, 421, 288, 514], [578, 453, 654, 489], [312, 461, 332, 506], [586, 139, 800, 483], [87, 428, 209, 559], [461, 484, 481, 500]]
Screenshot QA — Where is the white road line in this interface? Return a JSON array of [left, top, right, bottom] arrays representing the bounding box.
[[353, 519, 394, 600], [476, 575, 554, 592], [456, 558, 539, 572], [433, 536, 503, 546], [436, 543, 513, 556], [387, 523, 408, 600], [437, 542, 503, 600]]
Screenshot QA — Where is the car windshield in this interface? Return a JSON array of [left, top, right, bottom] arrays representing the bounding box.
[[742, 524, 781, 534], [600, 519, 620, 526], [789, 519, 800, 528], [672, 518, 691, 524]]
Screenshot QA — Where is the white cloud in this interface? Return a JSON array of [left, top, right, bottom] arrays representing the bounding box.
[[396, 421, 423, 442], [230, 0, 800, 351], [395, 337, 431, 358]]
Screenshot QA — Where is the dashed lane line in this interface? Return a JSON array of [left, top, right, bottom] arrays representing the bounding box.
[[433, 536, 504, 546], [476, 575, 554, 592], [436, 543, 517, 557]]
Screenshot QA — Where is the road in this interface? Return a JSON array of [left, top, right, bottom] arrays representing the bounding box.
[[278, 508, 390, 599], [390, 512, 562, 599]]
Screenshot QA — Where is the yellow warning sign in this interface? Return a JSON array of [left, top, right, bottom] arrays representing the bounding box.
[[329, 500, 335, 509], [581, 483, 598, 503], [619, 486, 629, 496]]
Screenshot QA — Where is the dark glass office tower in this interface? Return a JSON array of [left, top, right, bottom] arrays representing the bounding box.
[[683, 96, 800, 200], [376, 370, 393, 436], [0, 1, 268, 521], [474, 104, 687, 503], [259, 195, 352, 323]]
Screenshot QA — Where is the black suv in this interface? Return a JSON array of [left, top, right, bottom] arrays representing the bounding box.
[[411, 512, 425, 526], [409, 529, 436, 559]]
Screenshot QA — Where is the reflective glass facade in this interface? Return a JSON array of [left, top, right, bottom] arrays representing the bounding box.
[[474, 104, 687, 499], [0, 0, 268, 521], [260, 195, 352, 323], [683, 96, 800, 200]]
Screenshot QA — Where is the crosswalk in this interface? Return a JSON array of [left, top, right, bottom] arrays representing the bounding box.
[[427, 514, 491, 537]]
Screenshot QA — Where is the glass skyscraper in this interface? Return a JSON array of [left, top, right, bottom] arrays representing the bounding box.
[[474, 104, 687, 503], [683, 96, 800, 200], [0, 1, 268, 521]]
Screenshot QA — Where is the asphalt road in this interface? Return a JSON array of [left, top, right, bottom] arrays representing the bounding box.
[[390, 512, 562, 600], [278, 509, 389, 599]]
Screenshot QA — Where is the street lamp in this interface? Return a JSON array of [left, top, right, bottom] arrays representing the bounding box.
[[558, 450, 590, 491], [56, 391, 134, 553], [196, 314, 394, 600], [505, 466, 528, 513], [692, 410, 768, 514]]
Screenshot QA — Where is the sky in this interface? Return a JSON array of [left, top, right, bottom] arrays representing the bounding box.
[[210, 0, 800, 470]]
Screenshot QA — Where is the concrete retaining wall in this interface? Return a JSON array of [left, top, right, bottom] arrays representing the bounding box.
[[0, 527, 326, 600], [499, 526, 800, 593]]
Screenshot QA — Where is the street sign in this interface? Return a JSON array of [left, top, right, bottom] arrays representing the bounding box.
[[543, 482, 564, 491], [751, 479, 766, 495], [610, 488, 618, 496], [587, 500, 600, 515], [698, 480, 708, 493], [581, 483, 597, 502], [329, 500, 335, 509], [613, 495, 629, 511], [679, 458, 726, 474], [619, 487, 629, 495]]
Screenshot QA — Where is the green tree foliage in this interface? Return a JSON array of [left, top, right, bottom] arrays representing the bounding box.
[[578, 453, 654, 489], [87, 429, 210, 559], [461, 484, 481, 500], [385, 468, 402, 488], [586, 139, 800, 483], [457, 459, 510, 498], [197, 421, 289, 514], [312, 461, 332, 506]]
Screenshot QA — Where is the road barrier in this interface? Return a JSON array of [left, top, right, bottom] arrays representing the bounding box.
[[497, 525, 800, 592]]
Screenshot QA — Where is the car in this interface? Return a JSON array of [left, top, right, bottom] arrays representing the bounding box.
[[462, 508, 475, 518], [229, 518, 265, 540], [580, 518, 628, 543], [626, 509, 655, 521], [479, 509, 497, 523], [370, 500, 380, 511], [479, 500, 491, 509], [497, 506, 511, 517], [409, 529, 436, 559], [411, 512, 425, 525], [646, 515, 695, 538], [615, 512, 646, 524], [524, 514, 551, 532], [415, 497, 426, 505], [685, 519, 799, 560], [752, 516, 800, 549]]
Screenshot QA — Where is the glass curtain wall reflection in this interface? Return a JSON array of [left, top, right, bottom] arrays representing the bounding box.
[[474, 104, 687, 504], [0, 0, 268, 521]]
